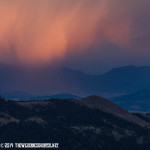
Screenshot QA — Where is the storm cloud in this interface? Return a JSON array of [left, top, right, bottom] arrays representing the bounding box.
[[0, 0, 149, 69]]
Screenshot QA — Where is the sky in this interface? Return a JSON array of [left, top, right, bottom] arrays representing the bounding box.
[[0, 0, 150, 73]]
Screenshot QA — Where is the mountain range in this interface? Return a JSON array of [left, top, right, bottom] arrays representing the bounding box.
[[1, 91, 81, 101], [1, 65, 150, 99], [111, 89, 150, 113]]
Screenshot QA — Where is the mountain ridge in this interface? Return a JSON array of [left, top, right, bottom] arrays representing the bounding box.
[[111, 89, 150, 112], [1, 65, 150, 97], [0, 95, 150, 150], [72, 95, 149, 126]]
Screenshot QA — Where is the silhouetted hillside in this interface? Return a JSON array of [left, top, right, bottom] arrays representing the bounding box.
[[73, 95, 148, 125], [0, 96, 150, 150]]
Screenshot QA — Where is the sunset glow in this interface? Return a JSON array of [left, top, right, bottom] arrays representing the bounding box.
[[0, 0, 149, 66]]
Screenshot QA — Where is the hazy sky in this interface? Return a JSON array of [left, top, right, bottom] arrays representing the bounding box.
[[0, 0, 150, 73]]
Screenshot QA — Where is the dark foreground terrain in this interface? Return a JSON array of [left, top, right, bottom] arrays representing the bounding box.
[[0, 96, 150, 150]]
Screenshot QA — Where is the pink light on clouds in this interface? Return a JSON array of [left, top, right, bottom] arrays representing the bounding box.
[[0, 0, 149, 66]]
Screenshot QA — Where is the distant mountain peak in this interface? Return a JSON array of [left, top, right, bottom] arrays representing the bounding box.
[[111, 89, 150, 112], [108, 65, 138, 73]]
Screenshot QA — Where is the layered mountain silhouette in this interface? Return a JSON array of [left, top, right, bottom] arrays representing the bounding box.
[[0, 96, 150, 150], [1, 91, 81, 101], [1, 64, 150, 98], [111, 89, 150, 112]]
